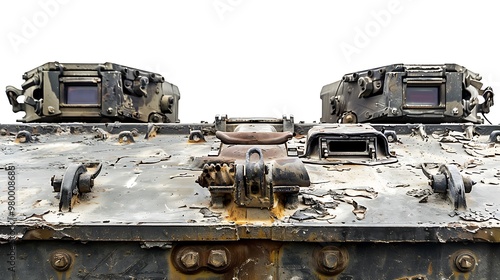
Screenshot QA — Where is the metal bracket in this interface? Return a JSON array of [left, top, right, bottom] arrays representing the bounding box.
[[132, 76, 149, 97], [198, 147, 309, 209], [421, 163, 474, 210], [15, 131, 33, 143], [214, 115, 294, 133], [6, 83, 43, 117], [6, 86, 26, 113], [489, 130, 500, 143], [145, 123, 159, 140], [286, 141, 298, 157], [52, 162, 102, 212], [188, 130, 206, 143], [215, 114, 227, 132], [413, 124, 428, 141], [93, 127, 109, 140], [302, 125, 396, 165], [24, 96, 43, 116], [383, 130, 398, 143], [118, 131, 135, 144], [235, 147, 271, 208], [282, 115, 294, 133], [208, 142, 221, 157]]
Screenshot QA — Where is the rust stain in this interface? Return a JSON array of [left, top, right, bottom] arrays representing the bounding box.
[[168, 268, 218, 280], [55, 266, 74, 280], [53, 249, 75, 280], [148, 130, 157, 139], [23, 228, 56, 239], [168, 242, 276, 280], [226, 203, 247, 224], [451, 271, 463, 280], [71, 195, 79, 210], [473, 228, 500, 242], [270, 196, 285, 220], [226, 203, 274, 225]]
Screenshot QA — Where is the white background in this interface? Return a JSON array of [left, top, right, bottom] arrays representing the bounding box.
[[1, 0, 499, 124]]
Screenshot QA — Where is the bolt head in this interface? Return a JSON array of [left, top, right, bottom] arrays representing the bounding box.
[[107, 107, 113, 114], [344, 115, 353, 123], [460, 258, 473, 268], [391, 108, 398, 115], [50, 252, 71, 271], [316, 246, 348, 275], [208, 249, 228, 268], [455, 253, 476, 272], [452, 107, 459, 115], [48, 106, 55, 114], [180, 251, 199, 269], [321, 251, 339, 269]]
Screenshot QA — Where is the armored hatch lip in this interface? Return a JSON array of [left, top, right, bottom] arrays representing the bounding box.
[[6, 223, 499, 243]]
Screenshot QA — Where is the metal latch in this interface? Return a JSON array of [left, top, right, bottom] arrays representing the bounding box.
[[234, 147, 272, 208], [198, 147, 309, 209], [51, 162, 102, 212], [421, 163, 475, 210]]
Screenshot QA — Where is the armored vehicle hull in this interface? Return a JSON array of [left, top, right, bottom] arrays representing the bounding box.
[[1, 119, 500, 279], [1, 62, 499, 279]]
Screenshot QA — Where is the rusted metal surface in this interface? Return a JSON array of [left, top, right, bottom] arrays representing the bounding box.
[[1, 120, 500, 279], [4, 240, 496, 279], [195, 125, 309, 210]]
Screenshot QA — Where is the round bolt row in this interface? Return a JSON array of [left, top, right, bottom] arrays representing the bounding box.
[[174, 246, 477, 276]]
